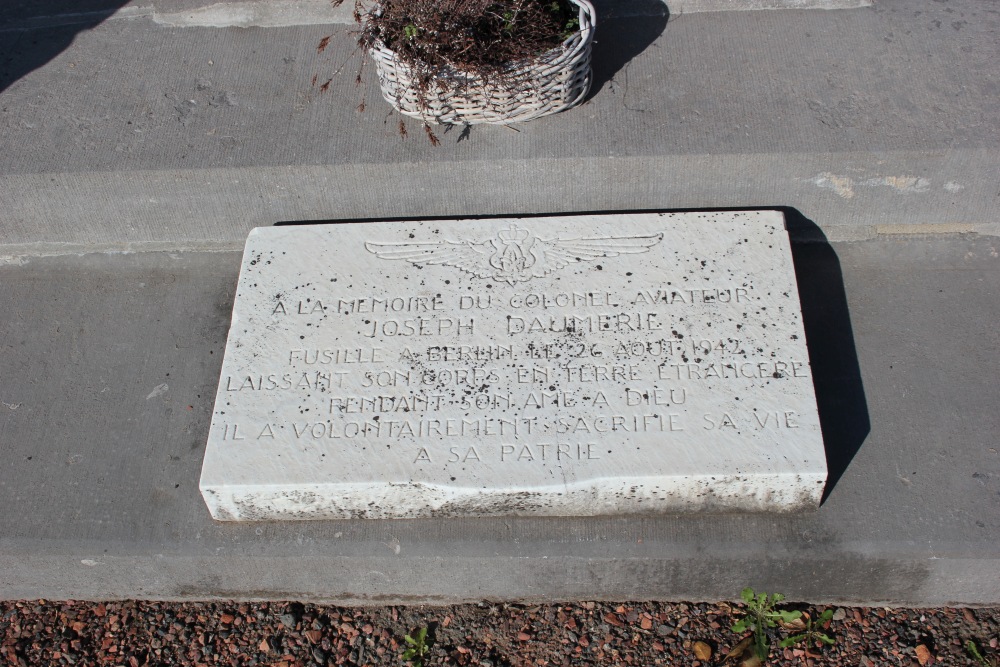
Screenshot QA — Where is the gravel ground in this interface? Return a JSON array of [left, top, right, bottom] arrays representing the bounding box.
[[2, 599, 998, 667]]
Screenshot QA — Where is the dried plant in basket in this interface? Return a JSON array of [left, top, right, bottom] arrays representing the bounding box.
[[333, 0, 595, 127]]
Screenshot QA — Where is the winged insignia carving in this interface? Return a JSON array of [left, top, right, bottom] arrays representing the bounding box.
[[365, 224, 664, 285]]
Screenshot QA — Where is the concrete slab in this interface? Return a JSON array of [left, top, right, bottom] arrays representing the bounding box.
[[200, 213, 827, 520], [1, 0, 998, 251], [1, 229, 998, 605]]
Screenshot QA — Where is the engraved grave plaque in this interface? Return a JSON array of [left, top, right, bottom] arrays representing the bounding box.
[[200, 212, 827, 520]]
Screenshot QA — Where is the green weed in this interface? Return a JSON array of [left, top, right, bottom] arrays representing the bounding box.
[[402, 626, 430, 667], [779, 608, 836, 649], [731, 588, 803, 659], [966, 640, 997, 667]]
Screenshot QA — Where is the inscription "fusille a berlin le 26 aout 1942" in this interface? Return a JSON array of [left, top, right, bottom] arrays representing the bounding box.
[[199, 212, 827, 521]]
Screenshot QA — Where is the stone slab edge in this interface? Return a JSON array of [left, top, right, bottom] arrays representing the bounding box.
[[666, 0, 871, 14], [142, 0, 872, 29], [0, 0, 873, 31]]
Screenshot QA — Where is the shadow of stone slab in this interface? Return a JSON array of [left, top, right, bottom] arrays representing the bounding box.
[[784, 210, 870, 502]]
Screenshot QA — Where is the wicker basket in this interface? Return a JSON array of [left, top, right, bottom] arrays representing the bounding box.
[[368, 0, 595, 125]]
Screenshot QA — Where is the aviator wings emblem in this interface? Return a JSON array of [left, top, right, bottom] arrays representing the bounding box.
[[365, 224, 664, 285]]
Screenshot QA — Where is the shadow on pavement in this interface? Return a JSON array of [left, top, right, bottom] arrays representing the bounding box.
[[0, 1, 130, 94], [783, 208, 871, 503], [587, 0, 669, 100]]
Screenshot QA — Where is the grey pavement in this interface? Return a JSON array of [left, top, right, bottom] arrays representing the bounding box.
[[1, 0, 998, 252], [1, 0, 999, 606], [1, 231, 998, 605]]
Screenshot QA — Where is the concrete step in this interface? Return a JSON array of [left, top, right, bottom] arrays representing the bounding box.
[[2, 0, 997, 254], [1, 231, 997, 604], [0, 0, 871, 31]]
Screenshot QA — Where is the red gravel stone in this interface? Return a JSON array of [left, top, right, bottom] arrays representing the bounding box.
[[0, 600, 996, 667]]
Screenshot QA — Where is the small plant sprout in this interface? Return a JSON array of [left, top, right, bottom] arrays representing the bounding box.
[[730, 588, 804, 659], [779, 608, 836, 650], [966, 640, 997, 667], [402, 626, 430, 667]]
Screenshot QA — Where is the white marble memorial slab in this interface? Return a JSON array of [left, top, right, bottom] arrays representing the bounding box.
[[200, 212, 827, 520]]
